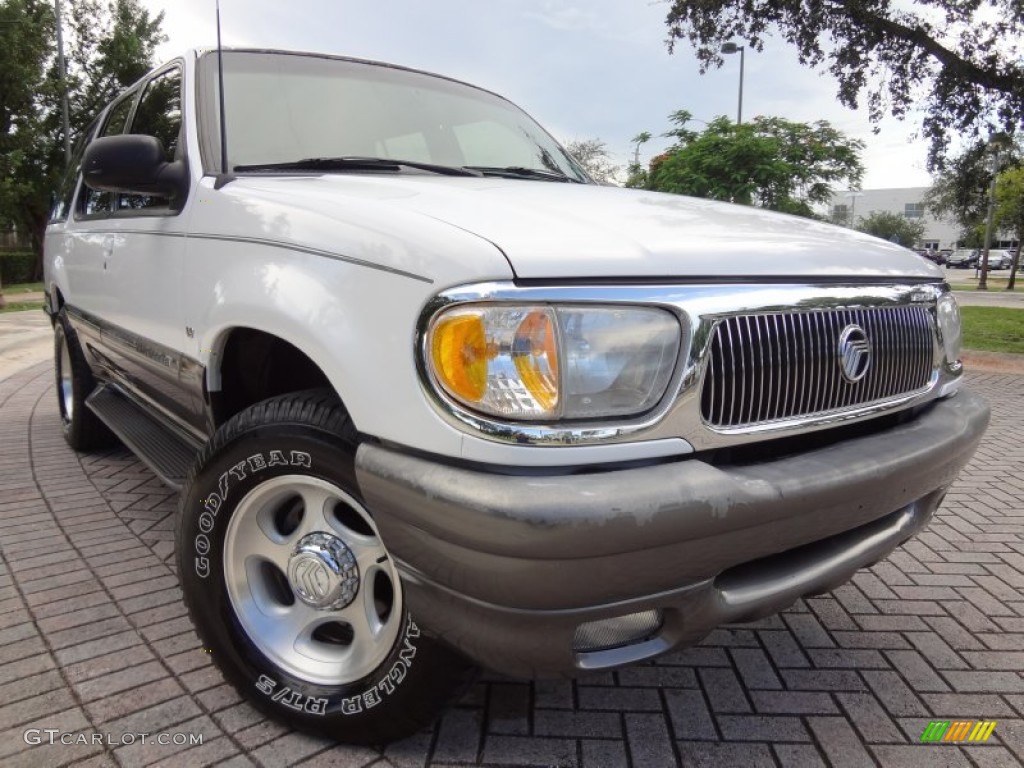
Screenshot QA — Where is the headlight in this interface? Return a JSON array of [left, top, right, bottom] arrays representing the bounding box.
[[426, 304, 681, 421], [936, 293, 962, 365]]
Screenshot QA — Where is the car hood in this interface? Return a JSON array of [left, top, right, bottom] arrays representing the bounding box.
[[229, 175, 942, 281]]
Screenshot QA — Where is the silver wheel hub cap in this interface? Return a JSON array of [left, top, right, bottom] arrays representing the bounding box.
[[287, 533, 359, 610], [222, 475, 403, 686], [59, 335, 74, 421]]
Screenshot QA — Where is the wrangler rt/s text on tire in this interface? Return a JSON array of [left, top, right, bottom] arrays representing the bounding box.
[[175, 390, 474, 743]]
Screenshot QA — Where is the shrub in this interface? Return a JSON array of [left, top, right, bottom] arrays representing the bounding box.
[[0, 252, 37, 285]]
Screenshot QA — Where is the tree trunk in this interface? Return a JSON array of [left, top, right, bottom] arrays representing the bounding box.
[[29, 215, 47, 283], [1008, 228, 1022, 290]]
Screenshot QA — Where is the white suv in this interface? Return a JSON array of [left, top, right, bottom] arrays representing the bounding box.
[[44, 48, 989, 744]]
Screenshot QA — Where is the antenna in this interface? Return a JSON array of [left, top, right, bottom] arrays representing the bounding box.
[[214, 0, 233, 188]]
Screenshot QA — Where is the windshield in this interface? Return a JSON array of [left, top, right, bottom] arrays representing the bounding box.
[[198, 50, 590, 182]]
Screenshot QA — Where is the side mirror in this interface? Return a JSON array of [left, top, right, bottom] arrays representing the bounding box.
[[81, 134, 186, 199]]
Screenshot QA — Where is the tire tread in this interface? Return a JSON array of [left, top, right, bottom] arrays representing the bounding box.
[[176, 388, 476, 744], [55, 309, 118, 451]]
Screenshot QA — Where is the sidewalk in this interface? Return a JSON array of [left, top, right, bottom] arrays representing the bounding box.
[[952, 288, 1024, 309], [0, 308, 51, 381]]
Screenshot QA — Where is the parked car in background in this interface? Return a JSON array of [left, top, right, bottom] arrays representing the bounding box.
[[983, 249, 1014, 269], [918, 250, 946, 266], [947, 249, 979, 269]]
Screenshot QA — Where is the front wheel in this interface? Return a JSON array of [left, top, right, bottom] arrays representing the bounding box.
[[176, 390, 475, 743]]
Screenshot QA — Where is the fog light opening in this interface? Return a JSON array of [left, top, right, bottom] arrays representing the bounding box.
[[573, 609, 663, 652]]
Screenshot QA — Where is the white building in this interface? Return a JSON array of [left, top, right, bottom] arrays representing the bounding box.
[[828, 187, 961, 251]]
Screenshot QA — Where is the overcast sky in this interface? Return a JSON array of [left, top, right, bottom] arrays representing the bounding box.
[[141, 0, 937, 191]]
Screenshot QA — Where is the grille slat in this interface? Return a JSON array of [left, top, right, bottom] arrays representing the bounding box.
[[824, 310, 839, 411], [701, 306, 934, 429], [865, 310, 880, 403], [885, 307, 899, 398], [725, 320, 738, 426], [778, 313, 794, 417]]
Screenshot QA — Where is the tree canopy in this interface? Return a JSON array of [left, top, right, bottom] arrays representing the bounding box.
[[994, 167, 1024, 287], [926, 137, 1021, 245], [0, 0, 164, 267], [855, 210, 926, 248], [640, 111, 863, 217], [1, 0, 54, 259], [661, 0, 1024, 169], [564, 138, 620, 184]]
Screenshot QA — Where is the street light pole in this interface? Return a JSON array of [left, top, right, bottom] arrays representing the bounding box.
[[54, 0, 71, 166], [846, 191, 863, 228], [721, 42, 745, 124], [979, 133, 1011, 291]]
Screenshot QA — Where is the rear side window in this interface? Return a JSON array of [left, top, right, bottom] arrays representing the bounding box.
[[78, 93, 137, 217], [50, 113, 103, 223]]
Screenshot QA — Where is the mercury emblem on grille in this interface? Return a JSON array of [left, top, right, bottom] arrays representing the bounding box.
[[837, 324, 871, 383]]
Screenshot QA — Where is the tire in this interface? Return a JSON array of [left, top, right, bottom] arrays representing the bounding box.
[[176, 389, 476, 744], [54, 308, 118, 451]]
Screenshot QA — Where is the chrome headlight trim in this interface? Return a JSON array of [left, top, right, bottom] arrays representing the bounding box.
[[416, 290, 692, 446], [415, 281, 958, 449], [935, 291, 964, 374]]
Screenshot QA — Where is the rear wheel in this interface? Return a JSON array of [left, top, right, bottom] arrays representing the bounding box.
[[176, 389, 475, 743], [54, 309, 117, 451]]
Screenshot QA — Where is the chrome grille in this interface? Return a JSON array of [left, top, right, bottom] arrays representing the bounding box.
[[701, 306, 935, 429]]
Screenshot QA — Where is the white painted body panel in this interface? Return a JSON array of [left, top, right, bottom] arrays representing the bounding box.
[[182, 176, 693, 465], [45, 49, 942, 466], [218, 175, 943, 281]]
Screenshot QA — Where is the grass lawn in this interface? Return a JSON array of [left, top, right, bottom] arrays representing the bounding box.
[[945, 272, 1017, 291], [2, 281, 44, 294], [0, 282, 45, 313], [948, 282, 1017, 291], [0, 301, 45, 314], [961, 306, 1024, 354]]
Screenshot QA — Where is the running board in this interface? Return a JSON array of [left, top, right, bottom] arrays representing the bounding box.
[[86, 384, 202, 492]]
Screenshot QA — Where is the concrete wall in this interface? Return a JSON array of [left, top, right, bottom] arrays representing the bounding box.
[[828, 187, 963, 250]]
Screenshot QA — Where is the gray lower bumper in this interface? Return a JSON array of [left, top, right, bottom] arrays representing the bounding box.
[[355, 390, 989, 678]]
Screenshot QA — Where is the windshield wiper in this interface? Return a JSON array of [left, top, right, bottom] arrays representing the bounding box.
[[465, 166, 584, 183], [234, 156, 482, 177]]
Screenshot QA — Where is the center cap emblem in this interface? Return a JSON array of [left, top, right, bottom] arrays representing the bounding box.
[[837, 324, 871, 383], [287, 532, 359, 610]]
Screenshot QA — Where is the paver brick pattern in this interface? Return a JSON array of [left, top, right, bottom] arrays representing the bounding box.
[[1, 361, 1022, 767]]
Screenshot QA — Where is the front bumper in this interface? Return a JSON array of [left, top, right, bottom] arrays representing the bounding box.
[[355, 390, 989, 678]]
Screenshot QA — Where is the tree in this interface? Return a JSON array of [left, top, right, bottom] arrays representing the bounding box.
[[925, 142, 996, 238], [926, 138, 1022, 256], [625, 131, 651, 189], [0, 0, 52, 256], [994, 167, 1024, 289], [661, 0, 1024, 168], [0, 0, 164, 275], [564, 138, 620, 184], [855, 210, 926, 248], [643, 111, 863, 217]]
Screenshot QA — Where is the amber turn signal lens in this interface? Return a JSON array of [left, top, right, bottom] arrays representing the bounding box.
[[513, 310, 558, 411], [425, 302, 678, 421], [430, 311, 488, 402]]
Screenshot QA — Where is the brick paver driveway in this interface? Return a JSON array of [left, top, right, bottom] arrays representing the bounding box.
[[1, 360, 1022, 768]]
